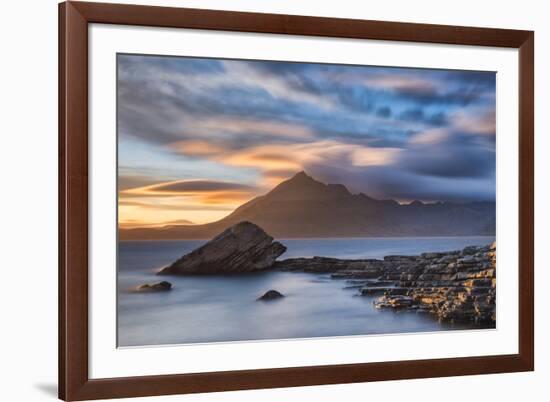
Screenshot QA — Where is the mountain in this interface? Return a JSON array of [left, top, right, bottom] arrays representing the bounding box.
[[119, 171, 495, 240]]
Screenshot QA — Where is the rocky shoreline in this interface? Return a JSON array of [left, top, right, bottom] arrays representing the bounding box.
[[276, 242, 496, 325], [159, 221, 496, 326]]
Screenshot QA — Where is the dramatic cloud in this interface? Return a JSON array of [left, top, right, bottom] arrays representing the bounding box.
[[397, 132, 495, 179], [168, 140, 402, 189], [117, 54, 496, 225], [127, 179, 256, 195], [452, 108, 496, 137]]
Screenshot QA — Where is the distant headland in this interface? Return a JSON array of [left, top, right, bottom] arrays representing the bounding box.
[[120, 171, 495, 240]]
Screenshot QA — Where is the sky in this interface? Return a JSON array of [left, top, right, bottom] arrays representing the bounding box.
[[117, 54, 496, 228]]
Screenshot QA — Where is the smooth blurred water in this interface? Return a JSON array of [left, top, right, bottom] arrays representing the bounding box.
[[118, 236, 494, 347]]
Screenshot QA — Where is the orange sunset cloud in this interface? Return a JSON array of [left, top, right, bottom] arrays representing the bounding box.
[[119, 179, 259, 226]]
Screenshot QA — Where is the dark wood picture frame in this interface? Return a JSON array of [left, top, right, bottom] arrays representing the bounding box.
[[59, 1, 534, 400]]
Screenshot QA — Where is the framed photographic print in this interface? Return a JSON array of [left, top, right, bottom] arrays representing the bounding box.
[[59, 1, 534, 400]]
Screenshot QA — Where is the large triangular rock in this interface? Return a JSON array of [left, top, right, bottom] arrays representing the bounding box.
[[158, 222, 286, 275]]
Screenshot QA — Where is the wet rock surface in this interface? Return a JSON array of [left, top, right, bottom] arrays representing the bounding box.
[[159, 222, 287, 275], [257, 290, 285, 301], [276, 242, 496, 324], [276, 256, 384, 276], [135, 281, 172, 292]]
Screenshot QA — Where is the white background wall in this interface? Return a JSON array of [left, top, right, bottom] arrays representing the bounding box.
[[0, 0, 546, 401]]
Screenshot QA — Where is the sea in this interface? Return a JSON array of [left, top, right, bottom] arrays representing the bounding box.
[[118, 236, 495, 347]]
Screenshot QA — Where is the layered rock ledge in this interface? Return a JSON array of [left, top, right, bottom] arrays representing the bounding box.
[[276, 243, 496, 324], [158, 221, 286, 275]]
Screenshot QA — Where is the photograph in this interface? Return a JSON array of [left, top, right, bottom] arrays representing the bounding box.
[[1, 0, 543, 401], [116, 54, 497, 347]]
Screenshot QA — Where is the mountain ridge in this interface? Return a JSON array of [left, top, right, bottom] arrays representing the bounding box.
[[119, 171, 495, 240]]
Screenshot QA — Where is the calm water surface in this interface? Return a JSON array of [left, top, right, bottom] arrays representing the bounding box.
[[118, 236, 494, 346]]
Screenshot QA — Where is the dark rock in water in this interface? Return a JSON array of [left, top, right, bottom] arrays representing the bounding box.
[[158, 221, 287, 275], [136, 281, 172, 292], [257, 290, 284, 301], [275, 256, 383, 275]]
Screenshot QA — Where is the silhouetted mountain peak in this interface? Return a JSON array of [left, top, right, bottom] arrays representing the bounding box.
[[408, 200, 424, 207], [287, 170, 315, 183], [269, 171, 352, 200], [119, 172, 496, 240]]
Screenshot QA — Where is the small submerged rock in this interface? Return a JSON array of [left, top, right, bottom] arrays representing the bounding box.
[[135, 281, 172, 292], [257, 290, 284, 301]]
